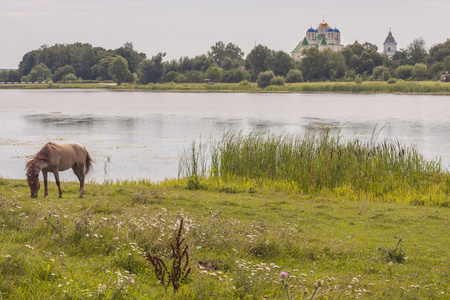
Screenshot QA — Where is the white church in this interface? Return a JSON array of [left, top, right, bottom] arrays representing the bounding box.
[[383, 30, 397, 58], [291, 19, 398, 61], [291, 20, 344, 61]]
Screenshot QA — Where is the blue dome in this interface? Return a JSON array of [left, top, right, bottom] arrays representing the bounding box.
[[326, 28, 334, 32], [307, 27, 316, 33], [334, 28, 340, 33]]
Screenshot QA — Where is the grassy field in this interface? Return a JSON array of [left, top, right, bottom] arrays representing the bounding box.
[[1, 80, 450, 94], [0, 175, 449, 299]]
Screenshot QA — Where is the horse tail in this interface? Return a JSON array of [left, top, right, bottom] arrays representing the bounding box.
[[84, 151, 93, 175]]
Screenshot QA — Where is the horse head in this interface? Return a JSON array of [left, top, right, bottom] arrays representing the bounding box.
[[26, 160, 40, 198]]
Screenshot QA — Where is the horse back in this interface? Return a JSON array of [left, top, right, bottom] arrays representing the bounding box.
[[52, 142, 88, 171]]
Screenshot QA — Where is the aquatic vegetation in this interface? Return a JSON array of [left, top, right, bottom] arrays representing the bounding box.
[[179, 130, 450, 206]]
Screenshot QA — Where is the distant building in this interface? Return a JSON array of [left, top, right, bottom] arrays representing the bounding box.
[[291, 20, 344, 61], [383, 30, 397, 58]]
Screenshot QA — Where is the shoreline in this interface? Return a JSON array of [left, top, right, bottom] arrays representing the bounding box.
[[1, 81, 450, 94]]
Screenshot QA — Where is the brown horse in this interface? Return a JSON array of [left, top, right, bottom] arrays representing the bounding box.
[[26, 142, 93, 198]]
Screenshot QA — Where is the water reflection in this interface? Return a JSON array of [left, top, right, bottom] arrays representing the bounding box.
[[1, 89, 450, 182]]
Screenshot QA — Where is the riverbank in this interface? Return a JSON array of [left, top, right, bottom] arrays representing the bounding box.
[[1, 80, 450, 94], [0, 177, 449, 299]]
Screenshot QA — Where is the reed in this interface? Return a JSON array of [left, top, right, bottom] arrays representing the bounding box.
[[179, 130, 450, 205], [3, 81, 449, 94]]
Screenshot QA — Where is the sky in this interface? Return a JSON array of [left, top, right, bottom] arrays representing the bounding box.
[[0, 0, 449, 69]]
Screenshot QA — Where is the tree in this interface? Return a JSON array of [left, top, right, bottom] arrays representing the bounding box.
[[191, 55, 215, 72], [115, 42, 146, 73], [163, 59, 181, 73], [428, 39, 450, 64], [285, 69, 303, 83], [28, 63, 52, 82], [18, 51, 37, 77], [372, 66, 391, 81], [299, 47, 327, 81], [179, 56, 193, 73], [341, 42, 382, 76], [204, 66, 222, 82], [245, 44, 273, 81], [396, 65, 414, 80], [407, 38, 427, 65], [271, 51, 295, 77], [64, 73, 78, 82], [324, 51, 348, 80], [208, 41, 244, 66], [53, 65, 77, 82], [412, 63, 428, 80], [75, 44, 97, 80], [270, 76, 285, 86], [163, 71, 179, 83], [185, 70, 204, 83], [138, 52, 166, 84], [108, 56, 133, 85], [8, 70, 20, 83], [0, 71, 8, 83], [91, 56, 114, 81], [257, 70, 275, 88], [392, 49, 409, 66]]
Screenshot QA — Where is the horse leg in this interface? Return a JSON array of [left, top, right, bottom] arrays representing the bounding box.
[[53, 171, 63, 198], [43, 170, 49, 197], [72, 164, 85, 198]]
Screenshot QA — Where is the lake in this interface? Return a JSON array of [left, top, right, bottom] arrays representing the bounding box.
[[1, 89, 450, 182]]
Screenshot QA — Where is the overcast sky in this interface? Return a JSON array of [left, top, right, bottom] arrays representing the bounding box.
[[0, 0, 449, 69]]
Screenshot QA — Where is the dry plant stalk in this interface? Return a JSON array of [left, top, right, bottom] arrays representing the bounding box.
[[145, 218, 191, 292]]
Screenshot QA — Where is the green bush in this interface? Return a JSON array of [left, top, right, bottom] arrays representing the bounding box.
[[396, 65, 414, 80], [285, 69, 303, 83], [163, 71, 179, 83], [413, 63, 428, 80], [372, 66, 391, 81], [175, 74, 188, 83], [387, 78, 397, 84], [269, 76, 285, 86], [257, 71, 275, 88]]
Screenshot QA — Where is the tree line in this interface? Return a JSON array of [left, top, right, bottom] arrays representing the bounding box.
[[1, 38, 449, 86]]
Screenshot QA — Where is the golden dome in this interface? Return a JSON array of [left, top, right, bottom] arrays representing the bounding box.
[[318, 21, 329, 28]]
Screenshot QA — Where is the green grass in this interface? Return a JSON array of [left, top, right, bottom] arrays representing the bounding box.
[[0, 175, 449, 299], [2, 81, 450, 94], [179, 130, 450, 207]]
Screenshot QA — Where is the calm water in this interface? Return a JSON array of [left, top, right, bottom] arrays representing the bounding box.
[[1, 89, 450, 182]]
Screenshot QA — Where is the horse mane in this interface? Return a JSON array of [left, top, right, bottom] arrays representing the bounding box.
[[25, 142, 57, 179], [35, 142, 56, 161], [25, 159, 35, 179]]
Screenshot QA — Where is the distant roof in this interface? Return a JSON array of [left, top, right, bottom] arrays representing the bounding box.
[[385, 30, 396, 43], [334, 28, 340, 33], [301, 37, 309, 46], [320, 37, 328, 45], [307, 27, 316, 33], [318, 21, 329, 28], [326, 28, 334, 32], [291, 37, 310, 53]]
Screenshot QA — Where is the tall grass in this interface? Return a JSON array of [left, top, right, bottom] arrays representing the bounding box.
[[179, 130, 450, 205]]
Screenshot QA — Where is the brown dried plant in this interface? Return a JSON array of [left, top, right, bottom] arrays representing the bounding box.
[[145, 218, 191, 292]]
